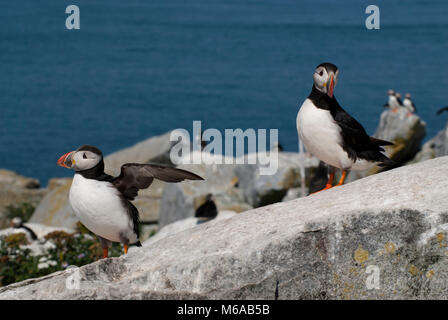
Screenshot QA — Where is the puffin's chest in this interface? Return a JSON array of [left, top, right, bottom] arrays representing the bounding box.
[[69, 174, 126, 223], [297, 99, 342, 145]]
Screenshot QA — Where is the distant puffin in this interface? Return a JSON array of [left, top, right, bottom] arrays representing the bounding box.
[[195, 193, 218, 223], [296, 63, 394, 192], [10, 217, 38, 241], [386, 90, 403, 112], [57, 145, 203, 258], [403, 93, 417, 114], [395, 93, 404, 107], [308, 161, 330, 195]]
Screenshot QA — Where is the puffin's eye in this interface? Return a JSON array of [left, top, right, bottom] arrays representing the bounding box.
[[318, 70, 324, 76], [83, 153, 87, 159]]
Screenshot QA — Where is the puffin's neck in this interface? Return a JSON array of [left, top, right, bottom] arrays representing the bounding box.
[[75, 158, 106, 180], [308, 85, 336, 111]]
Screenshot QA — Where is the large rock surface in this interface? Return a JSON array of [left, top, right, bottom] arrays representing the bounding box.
[[410, 121, 448, 164], [373, 108, 426, 165], [2, 157, 448, 299]]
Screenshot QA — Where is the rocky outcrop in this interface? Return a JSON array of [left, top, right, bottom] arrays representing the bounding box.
[[347, 108, 426, 182], [2, 157, 448, 299], [373, 108, 426, 165], [0, 170, 47, 228], [159, 151, 318, 227], [410, 121, 448, 164], [236, 152, 319, 207], [159, 155, 250, 227], [29, 131, 188, 228]]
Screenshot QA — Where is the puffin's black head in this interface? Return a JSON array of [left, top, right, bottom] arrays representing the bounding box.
[[57, 145, 103, 172], [313, 62, 339, 98]]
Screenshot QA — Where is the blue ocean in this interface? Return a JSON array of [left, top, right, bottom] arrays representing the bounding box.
[[1, 0, 447, 184]]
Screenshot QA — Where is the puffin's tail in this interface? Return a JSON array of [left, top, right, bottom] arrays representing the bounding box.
[[368, 137, 395, 167], [377, 155, 395, 167]]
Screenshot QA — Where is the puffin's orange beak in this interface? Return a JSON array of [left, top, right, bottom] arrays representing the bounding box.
[[328, 74, 335, 98], [57, 151, 74, 168]]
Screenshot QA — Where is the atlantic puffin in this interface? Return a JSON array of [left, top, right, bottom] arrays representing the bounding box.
[[10, 217, 38, 241], [386, 90, 403, 112], [403, 93, 417, 114], [296, 63, 394, 193], [195, 193, 218, 224], [57, 145, 203, 258]]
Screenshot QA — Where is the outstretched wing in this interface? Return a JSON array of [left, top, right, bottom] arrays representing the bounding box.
[[112, 163, 204, 200]]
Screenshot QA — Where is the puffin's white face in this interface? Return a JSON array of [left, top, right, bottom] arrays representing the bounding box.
[[57, 146, 103, 172], [313, 65, 339, 98], [71, 150, 102, 171]]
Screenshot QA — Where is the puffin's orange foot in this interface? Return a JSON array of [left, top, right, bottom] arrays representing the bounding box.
[[335, 170, 348, 187], [124, 244, 128, 254], [311, 184, 333, 195], [103, 248, 109, 259]]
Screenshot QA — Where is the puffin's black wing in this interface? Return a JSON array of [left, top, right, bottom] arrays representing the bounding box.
[[330, 100, 394, 166], [436, 106, 448, 115], [112, 163, 204, 200], [21, 225, 38, 241]]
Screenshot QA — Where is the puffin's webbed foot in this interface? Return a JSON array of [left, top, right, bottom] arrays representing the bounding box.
[[310, 172, 335, 195], [98, 236, 112, 259], [335, 170, 348, 186]]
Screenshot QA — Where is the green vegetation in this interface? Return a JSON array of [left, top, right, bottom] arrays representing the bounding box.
[[0, 223, 122, 287], [5, 202, 36, 222]]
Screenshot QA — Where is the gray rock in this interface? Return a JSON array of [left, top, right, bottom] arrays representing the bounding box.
[[0, 170, 47, 228], [159, 158, 247, 228], [410, 122, 448, 164], [236, 152, 318, 207], [2, 157, 448, 299], [347, 108, 426, 182], [159, 151, 318, 227], [373, 108, 426, 165]]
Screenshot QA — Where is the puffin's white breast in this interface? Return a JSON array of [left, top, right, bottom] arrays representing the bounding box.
[[296, 99, 372, 171], [403, 98, 413, 112], [69, 174, 134, 243]]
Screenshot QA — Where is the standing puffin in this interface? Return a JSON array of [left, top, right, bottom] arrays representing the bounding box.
[[57, 145, 203, 258], [296, 63, 394, 193], [403, 93, 417, 114], [386, 90, 403, 112]]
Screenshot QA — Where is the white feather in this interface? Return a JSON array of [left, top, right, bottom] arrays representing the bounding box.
[[296, 99, 374, 171], [69, 174, 137, 243]]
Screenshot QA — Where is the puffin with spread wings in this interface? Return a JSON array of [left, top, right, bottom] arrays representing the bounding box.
[[57, 145, 203, 258], [296, 63, 394, 193]]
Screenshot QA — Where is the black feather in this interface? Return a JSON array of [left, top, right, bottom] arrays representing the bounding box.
[[308, 86, 394, 167]]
